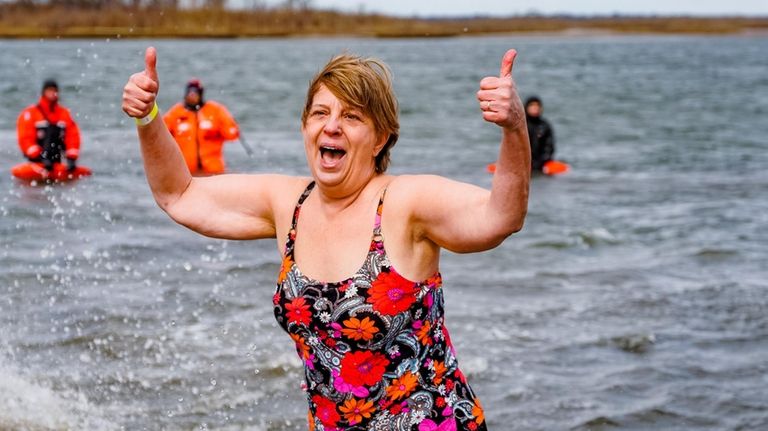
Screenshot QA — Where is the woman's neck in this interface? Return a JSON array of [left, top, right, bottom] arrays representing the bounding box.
[[314, 173, 385, 216]]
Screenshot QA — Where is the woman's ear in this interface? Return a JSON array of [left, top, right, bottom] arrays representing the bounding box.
[[374, 134, 389, 157]]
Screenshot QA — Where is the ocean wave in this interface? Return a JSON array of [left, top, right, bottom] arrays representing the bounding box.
[[0, 360, 115, 431], [528, 227, 623, 250], [571, 405, 721, 431]]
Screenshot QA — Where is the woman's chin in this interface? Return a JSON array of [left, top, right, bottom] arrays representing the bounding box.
[[312, 169, 346, 187], [311, 156, 347, 184]]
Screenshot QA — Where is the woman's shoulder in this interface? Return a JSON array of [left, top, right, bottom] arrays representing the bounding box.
[[386, 174, 450, 194], [206, 173, 311, 204], [383, 174, 450, 207], [247, 174, 312, 195], [268, 175, 314, 205], [232, 174, 313, 227], [384, 173, 481, 212]]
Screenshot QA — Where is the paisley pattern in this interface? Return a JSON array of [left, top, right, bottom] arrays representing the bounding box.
[[273, 182, 487, 431]]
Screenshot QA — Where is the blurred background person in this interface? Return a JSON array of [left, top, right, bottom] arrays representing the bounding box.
[[524, 95, 555, 173], [17, 79, 81, 172], [163, 79, 240, 175]]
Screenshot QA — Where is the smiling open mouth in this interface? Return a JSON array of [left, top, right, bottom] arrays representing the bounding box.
[[320, 146, 347, 164]]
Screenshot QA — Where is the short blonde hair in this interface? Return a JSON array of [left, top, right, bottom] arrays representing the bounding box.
[[302, 54, 399, 173]]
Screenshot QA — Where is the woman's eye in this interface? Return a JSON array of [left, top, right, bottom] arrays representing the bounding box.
[[311, 110, 327, 117], [344, 113, 361, 121]]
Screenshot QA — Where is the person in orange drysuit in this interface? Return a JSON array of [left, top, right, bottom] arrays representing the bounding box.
[[163, 79, 240, 175], [17, 79, 82, 171]]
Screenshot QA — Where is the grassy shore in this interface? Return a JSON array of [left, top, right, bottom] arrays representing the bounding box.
[[1, 5, 767, 38]]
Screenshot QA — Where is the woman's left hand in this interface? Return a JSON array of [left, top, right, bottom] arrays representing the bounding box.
[[476, 49, 526, 131]]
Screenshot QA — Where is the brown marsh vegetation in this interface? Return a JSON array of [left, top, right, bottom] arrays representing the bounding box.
[[1, 1, 766, 38]]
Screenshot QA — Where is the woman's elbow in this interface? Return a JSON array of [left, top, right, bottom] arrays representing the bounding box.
[[491, 213, 526, 243], [494, 223, 523, 244], [473, 219, 525, 251], [499, 207, 527, 233], [155, 190, 195, 228], [151, 180, 194, 219], [151, 191, 184, 221], [507, 214, 526, 235]]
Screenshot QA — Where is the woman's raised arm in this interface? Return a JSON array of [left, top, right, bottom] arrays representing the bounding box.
[[404, 49, 530, 253], [122, 47, 295, 240]]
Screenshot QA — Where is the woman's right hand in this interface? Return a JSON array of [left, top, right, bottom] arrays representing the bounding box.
[[122, 47, 159, 119]]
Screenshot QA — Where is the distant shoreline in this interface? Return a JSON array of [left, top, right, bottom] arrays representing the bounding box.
[[0, 5, 766, 39]]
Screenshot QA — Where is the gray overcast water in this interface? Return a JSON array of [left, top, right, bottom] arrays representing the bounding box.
[[1, 35, 767, 430]]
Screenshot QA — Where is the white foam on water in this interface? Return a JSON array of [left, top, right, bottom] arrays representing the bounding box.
[[0, 361, 116, 431]]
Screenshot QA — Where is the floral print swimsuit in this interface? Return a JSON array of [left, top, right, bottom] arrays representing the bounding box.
[[273, 182, 487, 431]]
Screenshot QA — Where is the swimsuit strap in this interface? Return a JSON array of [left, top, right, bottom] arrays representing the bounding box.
[[285, 181, 316, 256], [372, 186, 388, 237], [290, 181, 316, 231]]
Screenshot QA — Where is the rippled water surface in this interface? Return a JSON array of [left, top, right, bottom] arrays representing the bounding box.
[[1, 35, 767, 430]]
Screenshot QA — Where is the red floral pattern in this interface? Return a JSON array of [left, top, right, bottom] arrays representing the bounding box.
[[367, 270, 419, 316], [340, 350, 389, 387], [312, 395, 341, 427], [285, 297, 311, 326]]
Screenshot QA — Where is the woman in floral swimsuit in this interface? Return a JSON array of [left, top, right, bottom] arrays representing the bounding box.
[[123, 46, 530, 429]]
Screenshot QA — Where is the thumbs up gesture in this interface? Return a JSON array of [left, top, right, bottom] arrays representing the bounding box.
[[476, 49, 525, 130], [122, 47, 160, 119]]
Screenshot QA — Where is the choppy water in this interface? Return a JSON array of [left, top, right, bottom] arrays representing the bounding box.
[[1, 35, 767, 430]]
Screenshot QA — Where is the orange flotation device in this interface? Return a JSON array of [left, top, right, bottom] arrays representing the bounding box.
[[11, 162, 92, 182], [541, 160, 570, 175], [486, 160, 570, 176]]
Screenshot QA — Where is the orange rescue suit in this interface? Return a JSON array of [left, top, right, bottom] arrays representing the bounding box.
[[163, 101, 240, 174], [17, 97, 81, 162]]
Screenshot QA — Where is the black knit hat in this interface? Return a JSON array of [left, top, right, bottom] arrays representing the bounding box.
[[42, 79, 59, 93], [524, 95, 542, 108], [185, 79, 204, 96], [184, 79, 205, 110]]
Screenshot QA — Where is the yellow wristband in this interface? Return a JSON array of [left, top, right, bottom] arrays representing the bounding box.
[[135, 103, 159, 127]]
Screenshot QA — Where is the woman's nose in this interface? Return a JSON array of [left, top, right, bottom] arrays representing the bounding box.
[[323, 114, 341, 135]]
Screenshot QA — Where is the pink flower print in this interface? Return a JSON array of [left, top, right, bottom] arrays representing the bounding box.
[[418, 417, 457, 431], [332, 370, 370, 398], [330, 322, 342, 338], [424, 292, 434, 307], [305, 354, 316, 370]]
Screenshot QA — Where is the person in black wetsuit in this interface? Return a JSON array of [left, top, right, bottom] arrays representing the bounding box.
[[525, 96, 555, 172]]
